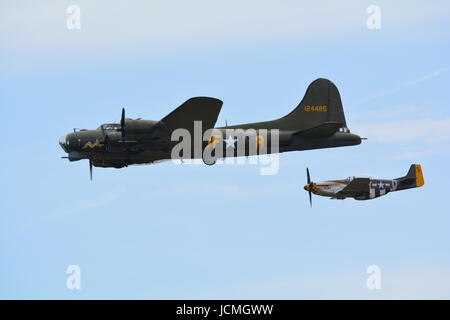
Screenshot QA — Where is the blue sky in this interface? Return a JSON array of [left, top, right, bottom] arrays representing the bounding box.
[[1, 0, 450, 299]]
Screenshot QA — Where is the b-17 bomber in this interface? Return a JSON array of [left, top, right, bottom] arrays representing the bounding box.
[[304, 164, 425, 206], [59, 78, 362, 179]]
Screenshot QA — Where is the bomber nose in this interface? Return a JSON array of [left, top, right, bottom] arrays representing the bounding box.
[[304, 184, 309, 191], [59, 134, 68, 152]]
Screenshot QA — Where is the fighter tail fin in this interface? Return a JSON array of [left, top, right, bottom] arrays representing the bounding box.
[[395, 164, 425, 190]]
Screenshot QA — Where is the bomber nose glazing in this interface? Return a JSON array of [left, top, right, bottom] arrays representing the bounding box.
[[59, 134, 69, 152]]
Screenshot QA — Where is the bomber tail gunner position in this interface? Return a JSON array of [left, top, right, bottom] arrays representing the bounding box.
[[59, 78, 362, 179], [304, 164, 425, 206]]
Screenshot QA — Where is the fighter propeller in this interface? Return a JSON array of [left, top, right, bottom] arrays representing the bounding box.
[[305, 168, 317, 208]]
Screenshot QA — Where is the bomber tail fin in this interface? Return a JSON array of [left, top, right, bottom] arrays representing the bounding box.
[[395, 164, 425, 190], [277, 78, 348, 133]]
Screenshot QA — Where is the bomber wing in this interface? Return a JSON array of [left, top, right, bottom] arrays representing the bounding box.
[[157, 97, 223, 138], [331, 178, 370, 199]]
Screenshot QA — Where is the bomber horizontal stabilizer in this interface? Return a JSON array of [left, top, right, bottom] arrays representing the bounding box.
[[293, 121, 343, 138]]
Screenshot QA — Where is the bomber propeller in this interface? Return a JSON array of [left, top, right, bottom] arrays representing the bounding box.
[[117, 108, 126, 141], [89, 159, 93, 181]]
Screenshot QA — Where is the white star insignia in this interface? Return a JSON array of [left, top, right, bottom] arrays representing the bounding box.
[[224, 135, 237, 148]]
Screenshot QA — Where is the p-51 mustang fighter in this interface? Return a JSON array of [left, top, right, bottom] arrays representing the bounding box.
[[304, 164, 425, 206], [59, 78, 362, 179]]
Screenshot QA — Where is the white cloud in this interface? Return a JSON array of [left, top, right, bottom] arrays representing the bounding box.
[[390, 150, 439, 160], [352, 105, 421, 122], [236, 267, 450, 299], [49, 186, 126, 217], [1, 0, 449, 55], [150, 181, 292, 198], [362, 66, 450, 103], [354, 118, 450, 144]]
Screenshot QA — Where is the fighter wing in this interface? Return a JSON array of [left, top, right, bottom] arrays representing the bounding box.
[[332, 178, 370, 198], [158, 97, 223, 137]]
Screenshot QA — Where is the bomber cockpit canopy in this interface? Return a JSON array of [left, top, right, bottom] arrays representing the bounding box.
[[97, 123, 120, 130]]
